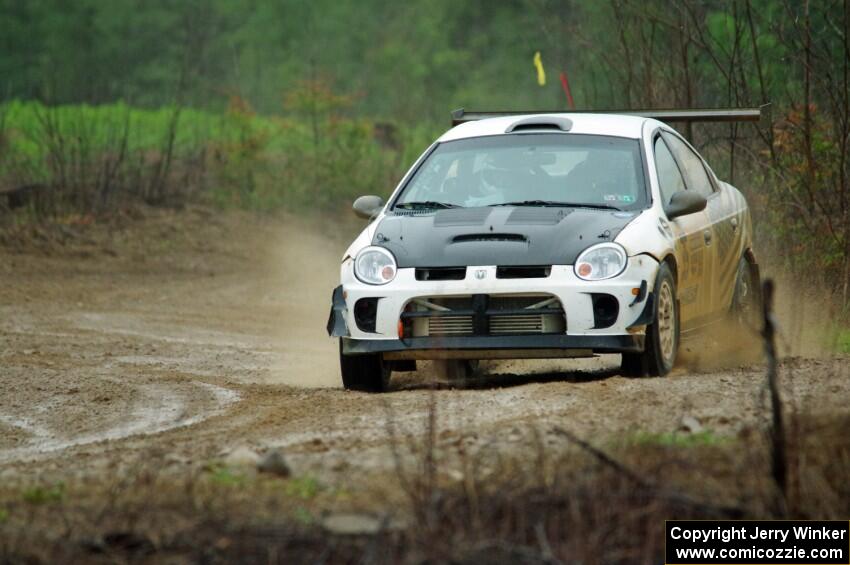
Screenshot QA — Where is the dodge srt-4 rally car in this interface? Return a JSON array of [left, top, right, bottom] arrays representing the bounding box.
[[328, 108, 762, 391]]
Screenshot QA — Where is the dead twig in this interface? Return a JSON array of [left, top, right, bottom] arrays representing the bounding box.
[[550, 426, 745, 518]]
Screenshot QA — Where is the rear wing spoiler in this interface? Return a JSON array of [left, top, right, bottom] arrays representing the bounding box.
[[450, 106, 769, 127]]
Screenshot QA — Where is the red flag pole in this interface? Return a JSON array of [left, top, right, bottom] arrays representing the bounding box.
[[559, 70, 575, 109]]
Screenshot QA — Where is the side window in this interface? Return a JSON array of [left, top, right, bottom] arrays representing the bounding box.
[[661, 132, 714, 198], [654, 136, 686, 206]]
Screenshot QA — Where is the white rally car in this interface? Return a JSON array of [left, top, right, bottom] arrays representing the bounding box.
[[328, 109, 761, 391]]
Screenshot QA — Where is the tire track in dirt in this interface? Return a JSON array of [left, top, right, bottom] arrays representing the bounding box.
[[0, 381, 239, 464]]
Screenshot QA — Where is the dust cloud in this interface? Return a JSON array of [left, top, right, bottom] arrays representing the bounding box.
[[260, 217, 353, 388]]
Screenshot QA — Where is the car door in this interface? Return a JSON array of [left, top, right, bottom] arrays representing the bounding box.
[[653, 134, 712, 328], [661, 132, 729, 320]]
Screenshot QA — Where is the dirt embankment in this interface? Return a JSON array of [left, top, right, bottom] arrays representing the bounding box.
[[0, 206, 847, 487]]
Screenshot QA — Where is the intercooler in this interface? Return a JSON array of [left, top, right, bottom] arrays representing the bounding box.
[[425, 315, 474, 336], [404, 294, 566, 337]]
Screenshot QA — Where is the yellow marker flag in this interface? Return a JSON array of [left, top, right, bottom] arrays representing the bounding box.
[[533, 51, 546, 86]]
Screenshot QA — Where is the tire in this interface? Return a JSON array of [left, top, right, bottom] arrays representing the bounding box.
[[621, 262, 679, 377], [731, 257, 760, 329], [339, 339, 390, 392]]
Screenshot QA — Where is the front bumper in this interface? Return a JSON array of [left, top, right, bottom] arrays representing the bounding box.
[[329, 255, 660, 358], [342, 333, 644, 360]]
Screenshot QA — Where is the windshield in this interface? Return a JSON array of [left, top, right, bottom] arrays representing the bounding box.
[[394, 134, 647, 210]]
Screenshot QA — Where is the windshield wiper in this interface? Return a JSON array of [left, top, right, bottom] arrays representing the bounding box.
[[492, 200, 622, 211], [570, 203, 622, 211], [491, 200, 569, 207], [395, 201, 460, 210]]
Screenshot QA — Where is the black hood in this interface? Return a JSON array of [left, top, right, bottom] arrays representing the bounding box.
[[372, 207, 640, 268]]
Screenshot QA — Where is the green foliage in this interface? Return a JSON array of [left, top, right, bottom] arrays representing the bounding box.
[[22, 482, 65, 505], [835, 329, 850, 354], [284, 475, 323, 501], [207, 464, 247, 487], [207, 89, 412, 211], [293, 506, 316, 525], [1, 100, 221, 165], [1, 100, 219, 213], [1, 98, 419, 215], [628, 430, 726, 448], [0, 0, 558, 117], [0, 508, 8, 523]]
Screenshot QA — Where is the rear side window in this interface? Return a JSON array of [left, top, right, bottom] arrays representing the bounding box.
[[654, 137, 685, 206], [661, 132, 714, 198]]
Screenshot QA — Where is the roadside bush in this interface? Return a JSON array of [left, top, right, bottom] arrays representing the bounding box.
[[0, 101, 221, 217], [0, 97, 434, 222]]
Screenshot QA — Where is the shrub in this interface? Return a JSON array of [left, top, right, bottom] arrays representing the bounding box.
[[0, 97, 434, 220]]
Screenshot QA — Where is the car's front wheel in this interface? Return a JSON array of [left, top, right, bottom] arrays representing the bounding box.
[[621, 262, 679, 377], [339, 339, 390, 392]]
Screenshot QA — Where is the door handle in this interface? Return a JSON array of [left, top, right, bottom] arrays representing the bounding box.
[[703, 230, 712, 245]]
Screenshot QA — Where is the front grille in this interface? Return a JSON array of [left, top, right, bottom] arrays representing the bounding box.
[[496, 265, 551, 279], [415, 267, 466, 281], [403, 294, 565, 337]]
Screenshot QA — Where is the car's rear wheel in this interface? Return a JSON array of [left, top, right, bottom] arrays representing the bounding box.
[[339, 339, 390, 392], [621, 262, 679, 377], [731, 257, 760, 329]]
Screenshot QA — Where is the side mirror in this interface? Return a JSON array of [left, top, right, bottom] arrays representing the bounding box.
[[665, 191, 707, 220], [352, 195, 384, 219]]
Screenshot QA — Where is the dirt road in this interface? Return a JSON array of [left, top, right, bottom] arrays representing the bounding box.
[[1, 207, 847, 486]]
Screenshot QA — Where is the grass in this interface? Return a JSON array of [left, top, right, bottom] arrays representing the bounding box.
[[628, 430, 728, 448], [203, 458, 328, 500], [835, 329, 850, 353], [1, 100, 233, 160], [21, 482, 65, 505], [0, 99, 435, 219], [206, 463, 247, 488], [284, 475, 324, 500]]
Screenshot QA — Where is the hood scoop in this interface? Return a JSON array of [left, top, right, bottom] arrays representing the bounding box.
[[452, 233, 527, 243]]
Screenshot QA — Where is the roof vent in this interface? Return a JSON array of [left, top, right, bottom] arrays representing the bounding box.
[[505, 115, 573, 133]]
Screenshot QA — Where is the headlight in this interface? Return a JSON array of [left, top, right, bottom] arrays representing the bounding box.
[[574, 242, 627, 280], [354, 246, 397, 285]]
